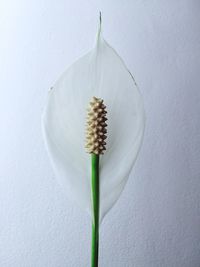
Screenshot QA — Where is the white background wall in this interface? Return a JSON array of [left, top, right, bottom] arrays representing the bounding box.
[[1, 1, 200, 266]]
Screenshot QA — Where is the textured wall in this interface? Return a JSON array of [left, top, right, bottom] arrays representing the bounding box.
[[0, 1, 200, 266]]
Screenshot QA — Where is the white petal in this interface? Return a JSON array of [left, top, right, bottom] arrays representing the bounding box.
[[42, 23, 145, 223]]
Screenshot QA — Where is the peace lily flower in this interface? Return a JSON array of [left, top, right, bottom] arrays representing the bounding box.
[[42, 14, 145, 266]]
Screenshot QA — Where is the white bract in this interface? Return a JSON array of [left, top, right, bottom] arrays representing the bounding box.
[[42, 21, 145, 223]]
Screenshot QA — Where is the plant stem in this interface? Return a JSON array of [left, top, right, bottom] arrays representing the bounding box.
[[91, 153, 99, 267]]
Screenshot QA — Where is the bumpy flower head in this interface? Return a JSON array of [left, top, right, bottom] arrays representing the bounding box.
[[85, 97, 108, 155]]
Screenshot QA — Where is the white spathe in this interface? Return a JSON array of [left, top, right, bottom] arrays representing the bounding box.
[[42, 21, 145, 223]]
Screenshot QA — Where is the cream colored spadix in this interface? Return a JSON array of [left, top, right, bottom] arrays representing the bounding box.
[[85, 96, 107, 155], [42, 18, 145, 223]]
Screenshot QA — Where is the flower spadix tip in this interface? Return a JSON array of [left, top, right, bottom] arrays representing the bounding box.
[[85, 97, 107, 155]]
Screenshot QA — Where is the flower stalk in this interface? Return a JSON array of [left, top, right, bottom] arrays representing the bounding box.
[[91, 153, 99, 267]]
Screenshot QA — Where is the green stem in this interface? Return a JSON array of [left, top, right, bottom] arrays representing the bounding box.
[[91, 154, 99, 267]]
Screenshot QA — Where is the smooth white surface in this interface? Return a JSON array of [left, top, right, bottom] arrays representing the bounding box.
[[0, 1, 200, 266], [42, 24, 145, 223]]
